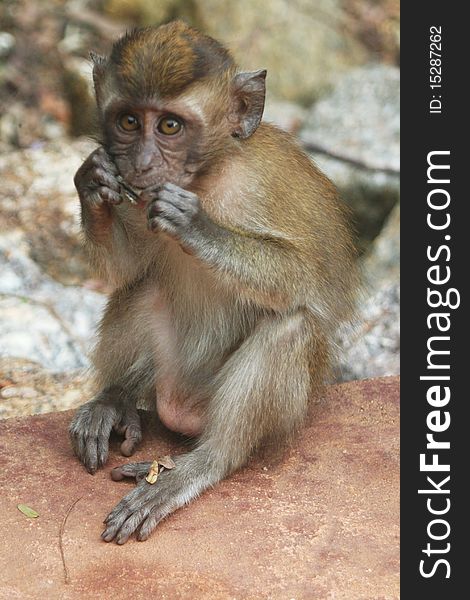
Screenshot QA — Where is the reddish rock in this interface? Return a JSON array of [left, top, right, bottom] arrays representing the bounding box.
[[0, 377, 399, 599]]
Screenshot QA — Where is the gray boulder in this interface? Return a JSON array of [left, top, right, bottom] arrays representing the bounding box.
[[337, 204, 400, 381], [0, 139, 106, 372], [0, 231, 105, 371], [300, 64, 400, 248]]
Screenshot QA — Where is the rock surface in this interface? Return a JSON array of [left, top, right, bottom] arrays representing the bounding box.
[[0, 231, 105, 371], [0, 357, 91, 419], [301, 64, 400, 173], [338, 281, 400, 381], [0, 138, 106, 373], [301, 64, 400, 247], [363, 202, 400, 286], [0, 376, 399, 599], [0, 138, 96, 285], [337, 204, 400, 381]]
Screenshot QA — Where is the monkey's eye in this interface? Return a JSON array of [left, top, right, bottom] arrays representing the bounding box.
[[157, 116, 183, 135], [118, 114, 140, 132]]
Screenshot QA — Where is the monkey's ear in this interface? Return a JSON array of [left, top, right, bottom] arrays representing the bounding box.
[[229, 70, 267, 139], [90, 51, 108, 92]]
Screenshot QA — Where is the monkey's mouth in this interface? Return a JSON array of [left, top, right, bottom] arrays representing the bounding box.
[[116, 176, 146, 205]]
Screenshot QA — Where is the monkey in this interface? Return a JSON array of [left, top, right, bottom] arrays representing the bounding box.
[[69, 20, 358, 544]]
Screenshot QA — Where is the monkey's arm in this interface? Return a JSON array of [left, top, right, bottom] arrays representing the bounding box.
[[69, 285, 157, 473], [148, 183, 306, 307], [76, 147, 155, 286]]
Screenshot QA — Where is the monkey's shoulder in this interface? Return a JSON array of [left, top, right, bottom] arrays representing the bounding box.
[[244, 123, 337, 193], [194, 122, 348, 235]]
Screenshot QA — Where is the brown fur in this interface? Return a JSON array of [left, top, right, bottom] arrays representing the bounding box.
[[69, 22, 359, 544], [110, 21, 235, 99]]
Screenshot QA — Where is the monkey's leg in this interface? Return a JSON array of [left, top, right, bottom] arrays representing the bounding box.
[[69, 289, 156, 473], [101, 311, 315, 543]]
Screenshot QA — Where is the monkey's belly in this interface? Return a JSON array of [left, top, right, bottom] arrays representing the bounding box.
[[156, 386, 204, 437], [151, 294, 206, 437]]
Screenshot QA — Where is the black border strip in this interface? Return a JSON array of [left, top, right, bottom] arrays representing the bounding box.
[[401, 3, 466, 596]]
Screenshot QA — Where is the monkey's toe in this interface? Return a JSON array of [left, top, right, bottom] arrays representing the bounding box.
[[110, 461, 152, 482], [113, 410, 142, 457]]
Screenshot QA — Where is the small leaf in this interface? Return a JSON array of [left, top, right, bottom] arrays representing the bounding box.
[[145, 460, 160, 485], [159, 456, 176, 470], [17, 504, 39, 518], [146, 470, 159, 485]]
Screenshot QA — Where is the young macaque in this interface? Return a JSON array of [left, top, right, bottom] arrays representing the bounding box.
[[69, 21, 358, 544]]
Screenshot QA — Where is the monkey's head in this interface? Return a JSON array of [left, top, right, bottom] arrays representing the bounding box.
[[92, 21, 267, 190]]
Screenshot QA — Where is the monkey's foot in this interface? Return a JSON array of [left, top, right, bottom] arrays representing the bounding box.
[[102, 459, 197, 544], [69, 392, 142, 474], [101, 455, 207, 544]]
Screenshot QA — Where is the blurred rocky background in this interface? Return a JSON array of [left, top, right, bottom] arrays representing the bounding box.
[[0, 0, 399, 417]]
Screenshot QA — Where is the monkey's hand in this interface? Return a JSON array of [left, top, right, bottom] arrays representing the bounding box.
[[75, 147, 123, 207], [75, 147, 123, 240], [101, 456, 213, 544], [69, 389, 142, 474], [146, 182, 217, 252]]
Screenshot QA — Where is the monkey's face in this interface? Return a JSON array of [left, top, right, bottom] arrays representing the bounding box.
[[92, 23, 267, 196], [103, 98, 210, 192]]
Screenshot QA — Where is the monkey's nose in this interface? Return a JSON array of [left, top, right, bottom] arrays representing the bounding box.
[[134, 147, 161, 174]]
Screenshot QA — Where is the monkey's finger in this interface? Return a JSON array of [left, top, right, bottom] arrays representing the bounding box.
[[137, 508, 169, 541], [92, 167, 121, 192], [150, 200, 187, 222], [82, 436, 99, 474], [69, 428, 87, 463], [119, 410, 142, 456], [157, 189, 199, 212], [101, 511, 131, 542], [98, 186, 122, 205], [91, 147, 119, 174], [83, 432, 111, 473], [114, 506, 153, 544], [82, 423, 113, 473], [102, 494, 145, 539], [139, 185, 162, 204], [84, 189, 110, 209], [96, 434, 110, 469], [75, 156, 96, 182], [103, 491, 165, 543], [110, 462, 152, 482], [104, 495, 133, 525], [148, 216, 179, 236], [162, 182, 198, 200], [104, 481, 155, 523], [147, 197, 184, 218], [120, 438, 137, 458]]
